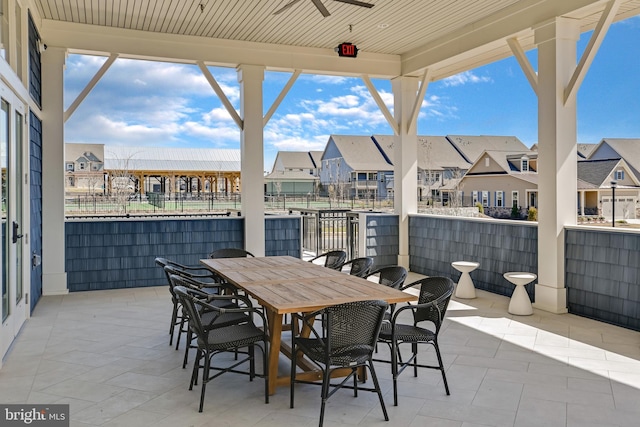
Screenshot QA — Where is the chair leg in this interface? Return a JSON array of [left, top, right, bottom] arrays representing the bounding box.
[[433, 341, 450, 395], [249, 344, 255, 381], [199, 350, 211, 412], [169, 300, 178, 345], [290, 345, 297, 409], [319, 368, 331, 427], [189, 348, 201, 390], [412, 342, 418, 377], [263, 341, 269, 404], [391, 340, 399, 406], [182, 328, 192, 369], [176, 308, 187, 351], [367, 359, 389, 421]]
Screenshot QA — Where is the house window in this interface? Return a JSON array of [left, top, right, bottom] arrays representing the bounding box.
[[496, 191, 503, 207], [472, 191, 478, 205], [482, 191, 489, 207], [521, 157, 529, 172], [79, 162, 86, 170], [512, 191, 519, 208], [615, 170, 624, 180], [66, 163, 74, 171]]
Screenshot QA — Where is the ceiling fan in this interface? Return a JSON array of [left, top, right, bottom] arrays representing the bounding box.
[[273, 0, 374, 18]]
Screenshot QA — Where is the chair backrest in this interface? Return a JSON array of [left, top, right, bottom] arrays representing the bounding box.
[[209, 248, 255, 259], [324, 300, 388, 355], [413, 276, 455, 332], [366, 265, 407, 289], [173, 284, 211, 340], [342, 257, 374, 278], [309, 250, 347, 270]]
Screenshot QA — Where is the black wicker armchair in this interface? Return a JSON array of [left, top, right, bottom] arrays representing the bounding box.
[[307, 250, 347, 270], [290, 300, 389, 427], [377, 276, 455, 406], [174, 285, 269, 412], [339, 257, 374, 278]]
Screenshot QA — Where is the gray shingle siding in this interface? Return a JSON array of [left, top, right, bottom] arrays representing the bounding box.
[[364, 214, 399, 269], [409, 215, 538, 299], [566, 228, 640, 330], [65, 216, 302, 292]]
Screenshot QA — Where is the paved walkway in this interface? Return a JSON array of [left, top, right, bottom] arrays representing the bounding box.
[[1, 281, 639, 426]]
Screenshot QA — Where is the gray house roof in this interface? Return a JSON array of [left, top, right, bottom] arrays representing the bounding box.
[[369, 135, 471, 171], [577, 143, 597, 159], [578, 158, 625, 187], [103, 146, 241, 172], [271, 151, 317, 172], [589, 138, 640, 176], [325, 135, 392, 171], [447, 135, 529, 163]]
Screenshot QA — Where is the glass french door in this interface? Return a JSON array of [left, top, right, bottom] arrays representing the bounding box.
[[1, 81, 26, 360]]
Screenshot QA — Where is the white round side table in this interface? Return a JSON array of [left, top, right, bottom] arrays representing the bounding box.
[[503, 272, 536, 315], [452, 261, 480, 299]]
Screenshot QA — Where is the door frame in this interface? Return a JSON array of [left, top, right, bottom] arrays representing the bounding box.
[[1, 80, 29, 363]]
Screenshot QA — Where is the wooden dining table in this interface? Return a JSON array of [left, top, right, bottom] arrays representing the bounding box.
[[200, 255, 417, 395]]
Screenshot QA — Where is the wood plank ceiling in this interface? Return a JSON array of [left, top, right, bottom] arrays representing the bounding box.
[[33, 0, 640, 78]]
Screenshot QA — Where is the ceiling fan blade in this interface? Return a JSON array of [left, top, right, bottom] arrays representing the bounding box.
[[334, 0, 374, 8], [311, 0, 331, 17], [273, 0, 303, 15]]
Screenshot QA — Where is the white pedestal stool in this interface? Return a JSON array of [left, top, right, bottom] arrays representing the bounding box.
[[503, 272, 536, 315], [451, 261, 480, 299]]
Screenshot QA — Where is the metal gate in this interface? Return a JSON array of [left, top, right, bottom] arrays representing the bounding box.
[[296, 209, 350, 255], [346, 212, 360, 259]]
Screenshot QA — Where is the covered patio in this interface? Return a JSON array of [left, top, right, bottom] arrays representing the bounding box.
[[1, 280, 639, 426], [1, 2, 640, 421]]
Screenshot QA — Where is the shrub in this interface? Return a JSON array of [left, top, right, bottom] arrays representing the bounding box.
[[476, 202, 484, 215], [527, 207, 538, 221], [511, 204, 520, 219]]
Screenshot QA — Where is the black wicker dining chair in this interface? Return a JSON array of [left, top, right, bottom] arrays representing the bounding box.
[[155, 257, 225, 346], [174, 285, 269, 412], [307, 250, 347, 270], [339, 257, 374, 278], [168, 272, 246, 368], [365, 265, 408, 320], [290, 300, 389, 427], [208, 248, 255, 259], [377, 276, 455, 406]]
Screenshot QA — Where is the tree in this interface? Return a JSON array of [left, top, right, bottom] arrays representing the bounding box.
[[106, 149, 139, 214]]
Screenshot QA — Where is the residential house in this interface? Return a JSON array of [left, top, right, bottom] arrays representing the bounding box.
[[531, 142, 596, 159], [264, 151, 321, 196], [459, 150, 539, 211], [577, 158, 640, 219], [319, 135, 392, 199], [588, 138, 640, 177], [65, 143, 105, 194]]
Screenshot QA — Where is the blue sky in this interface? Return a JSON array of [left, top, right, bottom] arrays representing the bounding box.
[[63, 16, 640, 171]]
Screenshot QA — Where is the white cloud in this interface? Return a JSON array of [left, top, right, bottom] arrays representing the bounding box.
[[442, 71, 492, 87]]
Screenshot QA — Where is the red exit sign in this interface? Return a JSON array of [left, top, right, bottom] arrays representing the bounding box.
[[337, 42, 358, 58]]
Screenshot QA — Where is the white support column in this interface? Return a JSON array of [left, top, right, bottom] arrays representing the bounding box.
[[534, 18, 580, 314], [392, 76, 419, 269], [238, 64, 265, 256], [41, 47, 68, 295]]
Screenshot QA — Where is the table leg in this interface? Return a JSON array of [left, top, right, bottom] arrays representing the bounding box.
[[455, 272, 476, 299], [265, 308, 283, 395]]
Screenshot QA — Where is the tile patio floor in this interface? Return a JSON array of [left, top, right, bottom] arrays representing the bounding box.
[[1, 276, 640, 427]]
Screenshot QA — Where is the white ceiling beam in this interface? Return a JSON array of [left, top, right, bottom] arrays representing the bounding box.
[[408, 69, 432, 131], [197, 61, 243, 130], [507, 38, 538, 96], [264, 70, 300, 127], [401, 0, 607, 76], [41, 20, 401, 79], [64, 53, 119, 122], [564, 0, 620, 104], [361, 75, 399, 136]]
